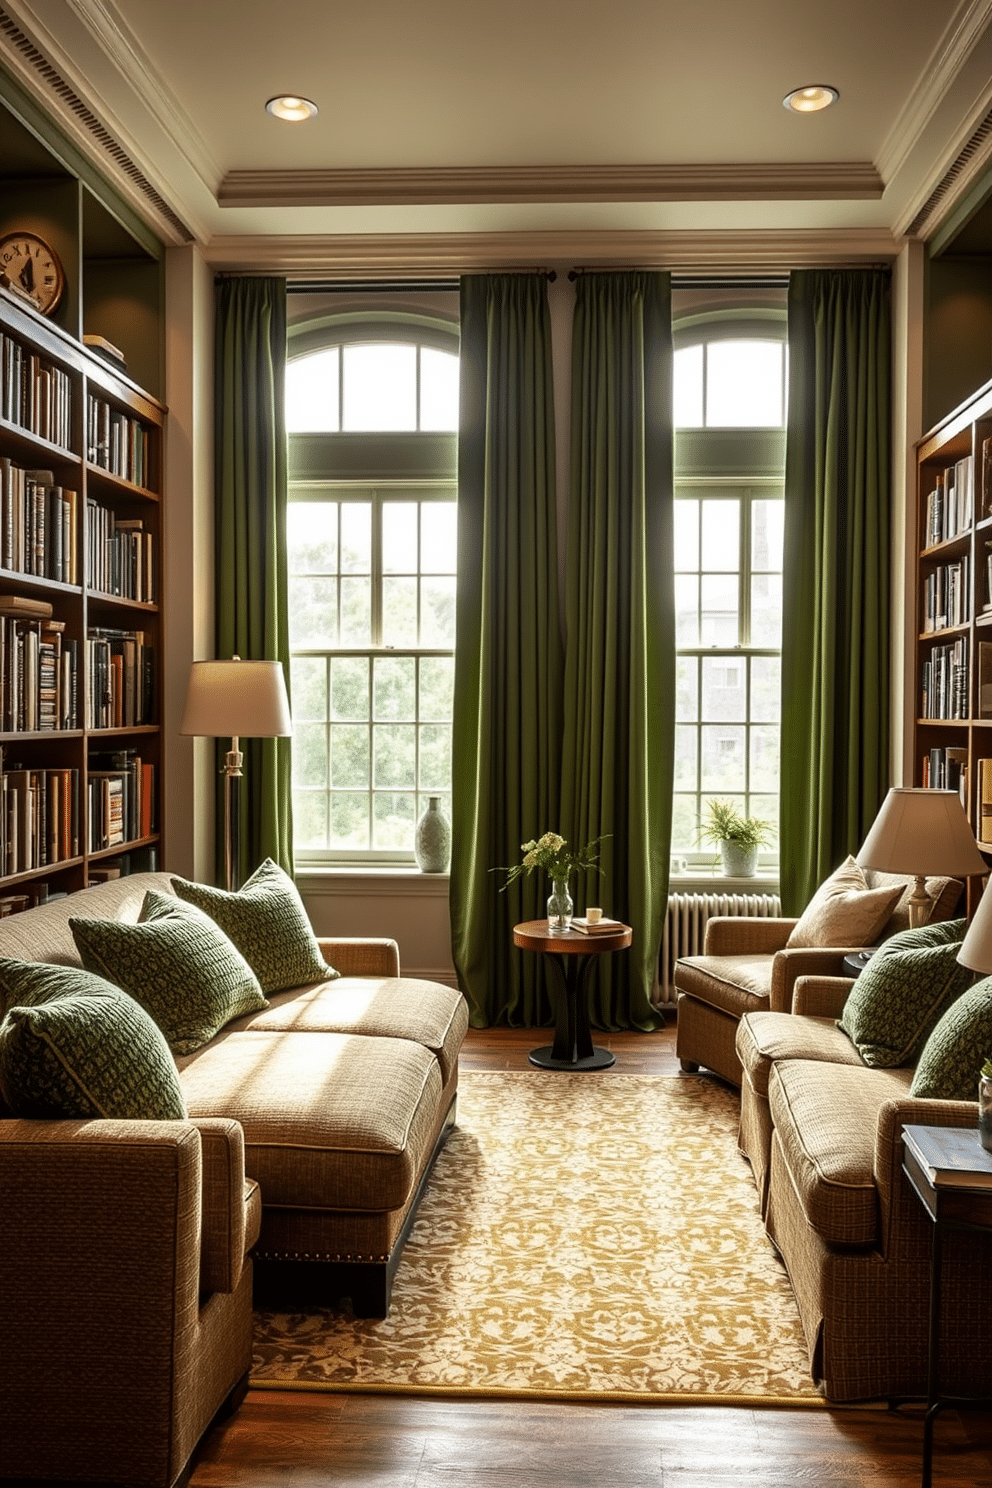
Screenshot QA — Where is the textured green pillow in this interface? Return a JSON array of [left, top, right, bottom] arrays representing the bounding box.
[[70, 893, 267, 1056], [838, 922, 972, 1068], [0, 958, 186, 1119], [170, 858, 339, 994], [910, 979, 992, 1100]]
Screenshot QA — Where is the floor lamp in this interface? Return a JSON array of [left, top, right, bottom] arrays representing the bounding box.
[[180, 656, 292, 892]]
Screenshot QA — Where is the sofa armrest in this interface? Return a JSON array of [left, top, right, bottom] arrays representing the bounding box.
[[873, 1097, 980, 1252], [792, 975, 854, 1019], [187, 1117, 250, 1295], [316, 936, 400, 977], [769, 946, 873, 1013], [702, 916, 797, 956]]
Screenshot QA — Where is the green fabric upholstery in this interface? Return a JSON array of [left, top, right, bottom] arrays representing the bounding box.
[[70, 894, 267, 1055], [170, 858, 338, 994], [910, 978, 992, 1100], [0, 958, 186, 1119], [837, 919, 971, 1067]]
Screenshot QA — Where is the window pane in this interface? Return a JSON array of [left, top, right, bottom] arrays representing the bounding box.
[[674, 345, 703, 428], [374, 724, 416, 787], [421, 502, 457, 573], [676, 655, 698, 721], [751, 574, 783, 647], [291, 656, 327, 722], [286, 348, 339, 433], [420, 576, 456, 645], [382, 503, 418, 574], [701, 726, 746, 790], [374, 656, 415, 720], [289, 576, 337, 647], [419, 724, 451, 790], [331, 725, 369, 789], [331, 793, 369, 849], [671, 795, 697, 853], [749, 793, 778, 839], [288, 501, 337, 574], [340, 503, 371, 573], [293, 722, 328, 789], [701, 655, 746, 722], [750, 725, 779, 793], [701, 499, 739, 571], [343, 344, 416, 431], [750, 656, 780, 723], [373, 791, 416, 848], [339, 576, 371, 644], [382, 576, 418, 645], [420, 656, 454, 719], [674, 725, 697, 788], [293, 790, 329, 847], [706, 341, 784, 427], [752, 499, 784, 572], [330, 657, 369, 721], [420, 347, 459, 431], [700, 574, 738, 644], [675, 574, 699, 645], [674, 500, 699, 572]]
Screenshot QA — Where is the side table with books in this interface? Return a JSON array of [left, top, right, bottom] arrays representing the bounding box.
[[900, 1123, 992, 1488], [512, 916, 632, 1071]]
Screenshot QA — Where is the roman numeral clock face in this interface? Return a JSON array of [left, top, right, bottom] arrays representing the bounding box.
[[0, 232, 65, 316]]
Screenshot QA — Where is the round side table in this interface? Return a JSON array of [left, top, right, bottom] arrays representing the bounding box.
[[512, 918, 632, 1071]]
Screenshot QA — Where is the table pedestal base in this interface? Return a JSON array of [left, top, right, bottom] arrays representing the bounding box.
[[528, 1045, 616, 1071], [528, 948, 615, 1072]]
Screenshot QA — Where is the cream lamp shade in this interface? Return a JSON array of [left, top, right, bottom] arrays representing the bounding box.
[[179, 658, 292, 741], [958, 880, 992, 971], [856, 787, 988, 928]]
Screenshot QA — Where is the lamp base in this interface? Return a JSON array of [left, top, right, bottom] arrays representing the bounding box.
[[223, 744, 243, 894], [907, 875, 933, 929]]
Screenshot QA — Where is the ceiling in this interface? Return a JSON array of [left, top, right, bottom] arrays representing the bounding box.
[[5, 0, 992, 269]]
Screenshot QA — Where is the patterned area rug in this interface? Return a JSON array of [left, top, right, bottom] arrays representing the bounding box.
[[251, 1070, 824, 1404]]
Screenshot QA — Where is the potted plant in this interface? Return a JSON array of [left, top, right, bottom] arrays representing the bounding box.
[[698, 800, 775, 879]]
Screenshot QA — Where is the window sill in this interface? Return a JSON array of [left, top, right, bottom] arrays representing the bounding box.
[[295, 864, 449, 897]]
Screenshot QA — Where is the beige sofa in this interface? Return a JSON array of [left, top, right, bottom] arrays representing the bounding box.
[[735, 975, 992, 1403], [0, 871, 468, 1487]]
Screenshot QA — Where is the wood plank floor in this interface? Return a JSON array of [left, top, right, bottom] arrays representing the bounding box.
[[190, 1024, 992, 1488]]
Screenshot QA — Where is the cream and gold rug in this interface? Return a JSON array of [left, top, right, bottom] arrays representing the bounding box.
[[251, 1070, 824, 1404]]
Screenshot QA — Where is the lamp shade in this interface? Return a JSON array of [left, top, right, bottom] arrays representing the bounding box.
[[180, 658, 292, 739], [856, 788, 988, 879], [959, 884, 992, 972]]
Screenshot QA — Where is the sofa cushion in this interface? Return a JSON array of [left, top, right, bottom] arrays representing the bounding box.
[[178, 1029, 444, 1212], [736, 1011, 866, 1099], [227, 976, 469, 1083], [674, 953, 774, 1017], [70, 893, 268, 1055], [910, 977, 992, 1101], [785, 857, 903, 950], [767, 1058, 912, 1245], [837, 919, 972, 1068], [0, 959, 186, 1119], [170, 859, 339, 995]]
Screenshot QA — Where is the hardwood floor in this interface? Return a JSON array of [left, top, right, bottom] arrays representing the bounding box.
[[189, 1025, 992, 1488]]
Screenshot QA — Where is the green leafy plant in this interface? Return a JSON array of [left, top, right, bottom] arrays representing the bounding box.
[[697, 799, 776, 852], [981, 1057, 992, 1080], [495, 831, 607, 890]]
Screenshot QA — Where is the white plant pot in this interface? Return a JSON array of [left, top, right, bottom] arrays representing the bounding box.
[[720, 841, 758, 878]]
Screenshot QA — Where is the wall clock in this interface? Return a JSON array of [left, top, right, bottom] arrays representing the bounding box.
[[0, 231, 65, 316]]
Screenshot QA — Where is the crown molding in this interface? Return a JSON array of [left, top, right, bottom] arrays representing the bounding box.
[[206, 228, 902, 276], [218, 162, 884, 210]]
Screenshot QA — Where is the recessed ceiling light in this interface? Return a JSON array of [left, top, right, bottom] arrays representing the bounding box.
[[783, 84, 839, 114], [265, 95, 318, 123]]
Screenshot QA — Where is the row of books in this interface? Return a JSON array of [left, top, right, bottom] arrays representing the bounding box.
[[0, 763, 80, 877], [85, 628, 154, 730], [87, 749, 155, 851], [0, 332, 72, 448], [0, 605, 79, 733], [921, 636, 969, 719], [86, 394, 149, 488], [922, 745, 968, 804], [923, 454, 974, 547], [922, 557, 970, 631], [85, 501, 156, 602], [0, 460, 79, 584]]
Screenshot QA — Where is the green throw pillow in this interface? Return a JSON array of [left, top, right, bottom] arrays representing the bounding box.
[[70, 893, 267, 1056], [0, 958, 186, 1119], [170, 858, 339, 995], [838, 919, 972, 1068], [910, 978, 992, 1100]]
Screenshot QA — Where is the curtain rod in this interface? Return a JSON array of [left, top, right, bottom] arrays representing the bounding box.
[[285, 270, 558, 294]]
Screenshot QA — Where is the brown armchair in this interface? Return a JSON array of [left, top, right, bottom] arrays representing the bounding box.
[[673, 872, 963, 1087]]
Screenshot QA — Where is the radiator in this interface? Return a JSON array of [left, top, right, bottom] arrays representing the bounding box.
[[657, 891, 782, 1006]]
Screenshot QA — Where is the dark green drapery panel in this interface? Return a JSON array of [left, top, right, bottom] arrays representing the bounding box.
[[450, 274, 562, 1027], [560, 272, 675, 1031], [780, 268, 891, 914], [214, 276, 294, 883]]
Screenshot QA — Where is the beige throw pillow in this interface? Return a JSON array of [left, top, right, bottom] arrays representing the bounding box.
[[786, 856, 903, 950]]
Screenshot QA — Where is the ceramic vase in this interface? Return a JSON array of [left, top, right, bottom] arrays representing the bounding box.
[[414, 796, 451, 873], [720, 841, 759, 878], [547, 879, 574, 931]]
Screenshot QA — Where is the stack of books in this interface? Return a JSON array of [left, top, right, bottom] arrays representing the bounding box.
[[571, 915, 625, 936]]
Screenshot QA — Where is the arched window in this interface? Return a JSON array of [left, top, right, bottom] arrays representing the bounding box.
[[671, 310, 787, 865], [285, 314, 459, 863]]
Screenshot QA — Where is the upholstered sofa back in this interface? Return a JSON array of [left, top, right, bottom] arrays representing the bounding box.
[[0, 873, 176, 975]]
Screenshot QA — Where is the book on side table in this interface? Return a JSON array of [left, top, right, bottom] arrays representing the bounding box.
[[903, 1123, 992, 1189], [572, 916, 625, 935]]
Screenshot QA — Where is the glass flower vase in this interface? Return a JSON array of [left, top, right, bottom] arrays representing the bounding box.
[[547, 879, 574, 931]]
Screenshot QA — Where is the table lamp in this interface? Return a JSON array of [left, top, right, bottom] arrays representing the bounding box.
[[856, 787, 988, 928], [180, 656, 292, 892]]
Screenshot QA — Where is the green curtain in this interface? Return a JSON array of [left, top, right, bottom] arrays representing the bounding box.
[[780, 268, 891, 914], [450, 274, 562, 1027], [214, 276, 294, 883], [560, 272, 675, 1030]]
